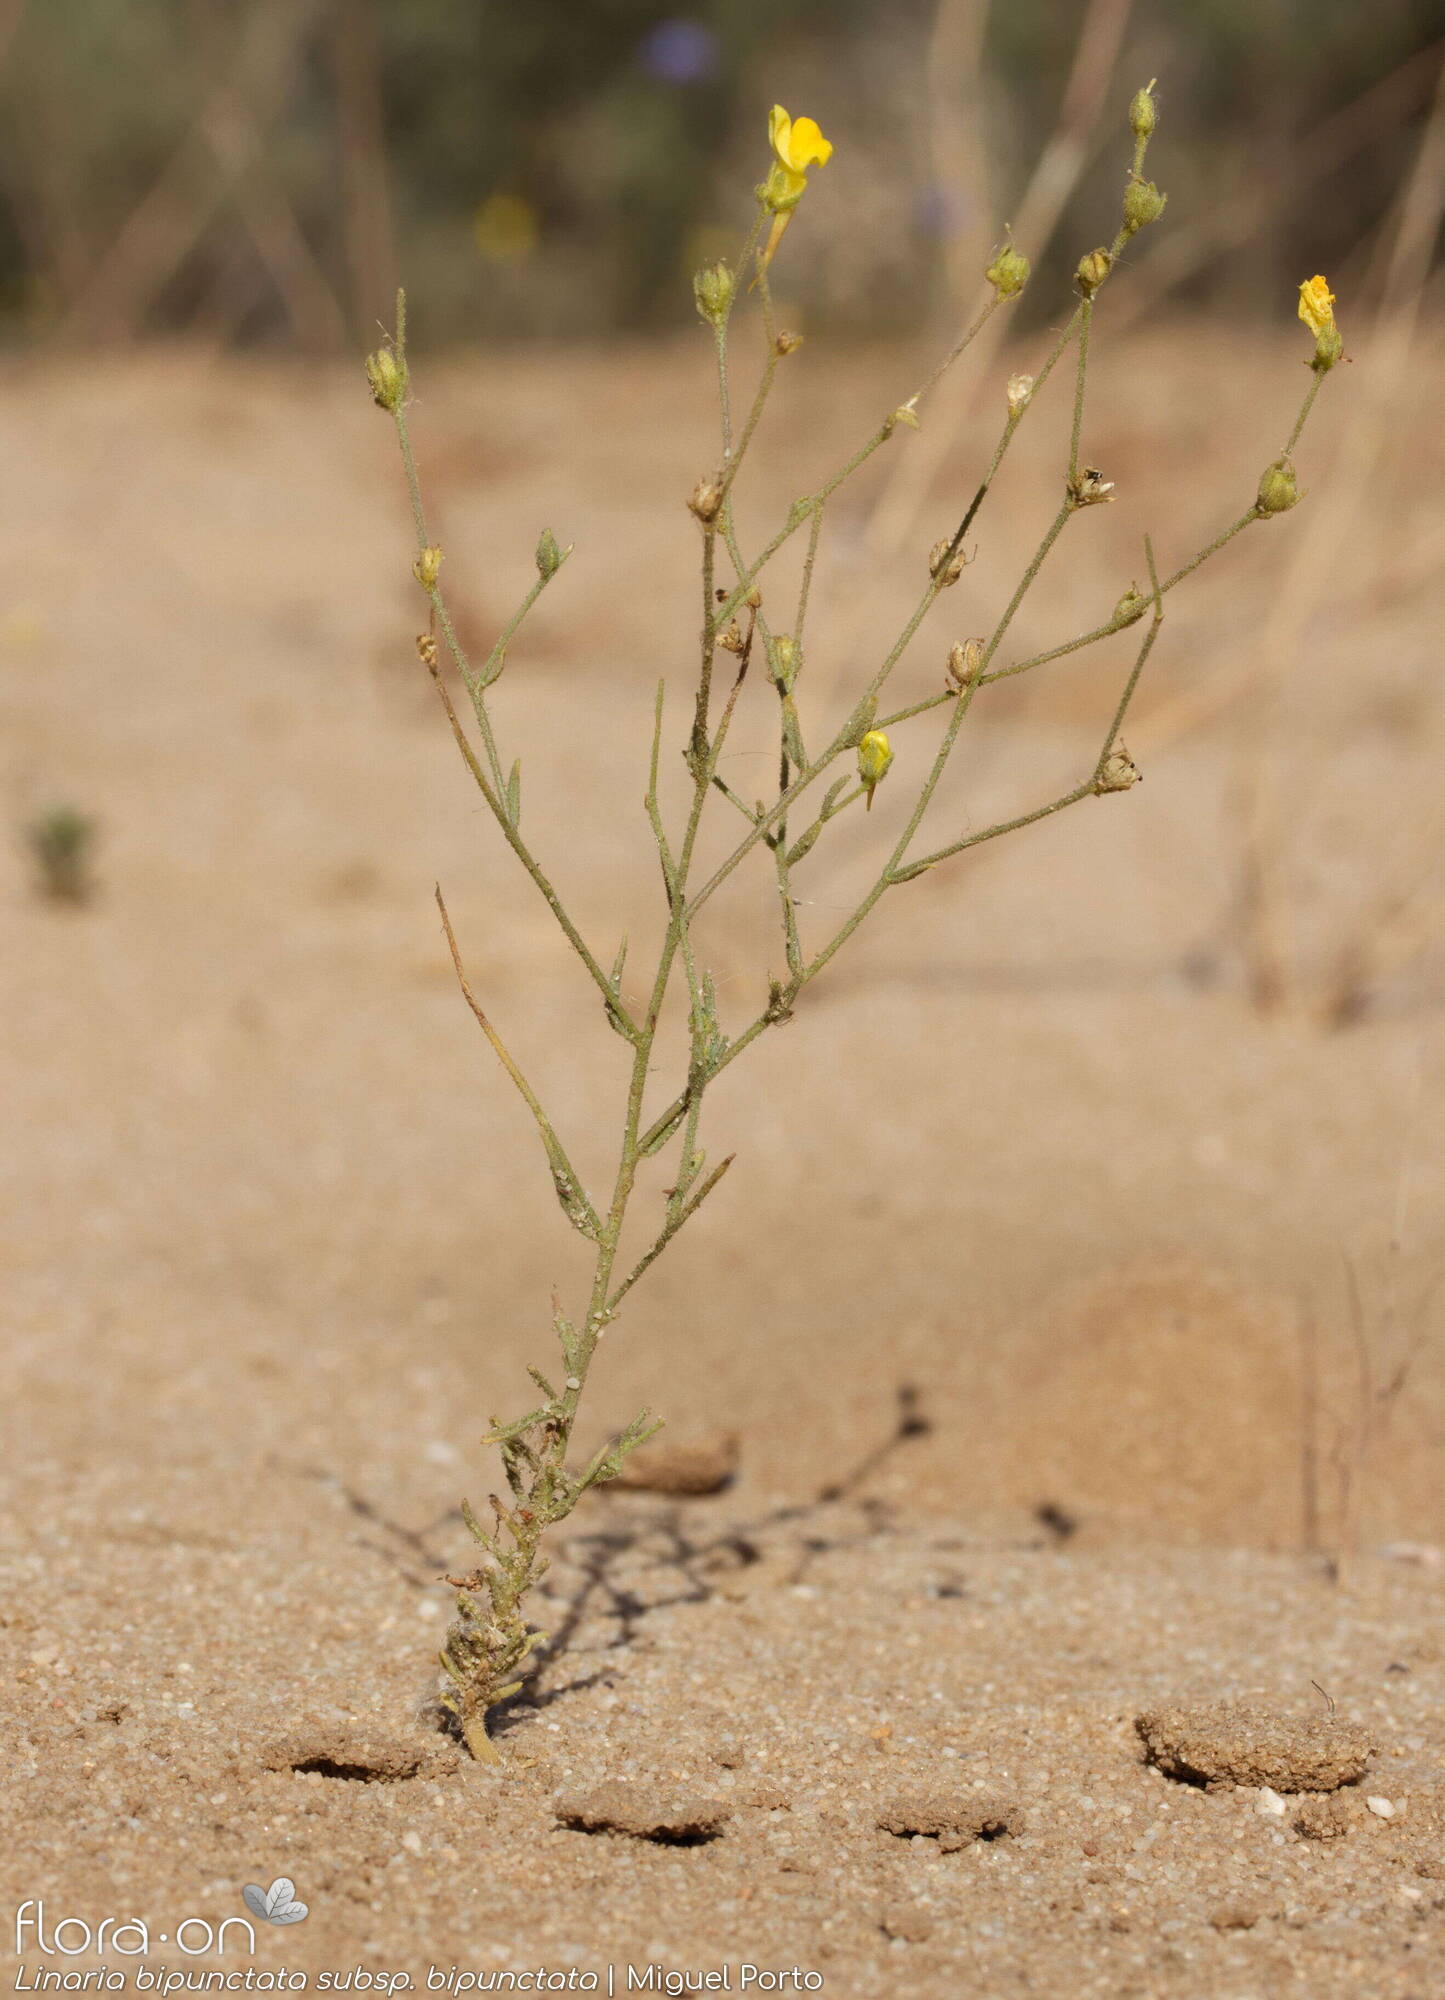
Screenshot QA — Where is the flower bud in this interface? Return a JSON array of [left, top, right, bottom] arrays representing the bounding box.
[[1075, 248, 1112, 297], [365, 345, 406, 412], [885, 398, 921, 434], [774, 329, 805, 358], [1095, 744, 1142, 794], [1006, 373, 1034, 417], [693, 260, 735, 325], [688, 477, 723, 524], [1123, 177, 1166, 233], [1129, 82, 1157, 139], [770, 633, 799, 691], [1255, 457, 1300, 516], [857, 729, 894, 810], [718, 621, 746, 655], [1110, 583, 1146, 629], [535, 527, 565, 580], [928, 536, 970, 586], [416, 632, 438, 669], [413, 544, 443, 589], [947, 638, 985, 688], [985, 240, 1031, 299]]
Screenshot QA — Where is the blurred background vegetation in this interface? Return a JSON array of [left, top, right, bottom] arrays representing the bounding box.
[[0, 0, 1441, 347]]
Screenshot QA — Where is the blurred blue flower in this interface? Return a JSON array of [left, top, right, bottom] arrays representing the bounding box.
[[639, 20, 719, 85], [917, 186, 967, 238]]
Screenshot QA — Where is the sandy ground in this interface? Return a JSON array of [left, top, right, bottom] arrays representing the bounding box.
[[2, 321, 1443, 1995]]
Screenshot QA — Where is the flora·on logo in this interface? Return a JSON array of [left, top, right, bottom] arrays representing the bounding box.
[[14, 1901, 256, 1957], [241, 1880, 309, 1927]]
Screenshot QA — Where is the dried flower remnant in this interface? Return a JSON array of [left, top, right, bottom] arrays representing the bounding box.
[[1068, 466, 1116, 508], [688, 477, 723, 524], [947, 639, 985, 688], [928, 537, 971, 585], [1095, 745, 1142, 793]]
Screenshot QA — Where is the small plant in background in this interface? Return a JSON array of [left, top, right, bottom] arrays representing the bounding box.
[[25, 804, 98, 904], [367, 85, 1341, 1761]]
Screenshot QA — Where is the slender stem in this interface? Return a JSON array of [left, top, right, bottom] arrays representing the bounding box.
[[606, 1153, 736, 1315], [393, 401, 507, 797], [424, 655, 634, 1030], [795, 501, 825, 646], [982, 511, 1257, 687], [1285, 371, 1325, 455], [714, 212, 765, 458], [1069, 296, 1093, 486], [899, 538, 1165, 879], [879, 690, 958, 730], [435, 887, 600, 1238]]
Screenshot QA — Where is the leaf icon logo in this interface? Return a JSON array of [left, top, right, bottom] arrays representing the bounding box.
[[242, 1877, 309, 1925]]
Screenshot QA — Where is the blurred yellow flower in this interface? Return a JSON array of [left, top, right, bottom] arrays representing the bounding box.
[[474, 193, 539, 263], [1297, 275, 1335, 338]]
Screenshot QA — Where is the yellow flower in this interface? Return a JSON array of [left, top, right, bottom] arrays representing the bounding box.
[[857, 729, 893, 811], [757, 106, 833, 272], [1298, 274, 1343, 372], [1297, 275, 1335, 338], [769, 105, 833, 187]]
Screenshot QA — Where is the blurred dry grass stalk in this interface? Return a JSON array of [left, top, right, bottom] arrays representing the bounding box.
[[365, 86, 1339, 1760], [1230, 52, 1445, 1028]]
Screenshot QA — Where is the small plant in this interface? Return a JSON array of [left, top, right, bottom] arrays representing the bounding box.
[[26, 804, 98, 904], [367, 86, 1342, 1760]]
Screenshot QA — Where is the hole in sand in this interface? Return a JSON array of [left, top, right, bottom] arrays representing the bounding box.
[[571, 1823, 722, 1848], [290, 1754, 422, 1784]]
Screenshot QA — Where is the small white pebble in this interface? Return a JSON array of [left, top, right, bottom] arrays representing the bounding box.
[[416, 1599, 441, 1621], [1366, 1796, 1396, 1819], [1256, 1787, 1287, 1817], [400, 1831, 424, 1856]]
